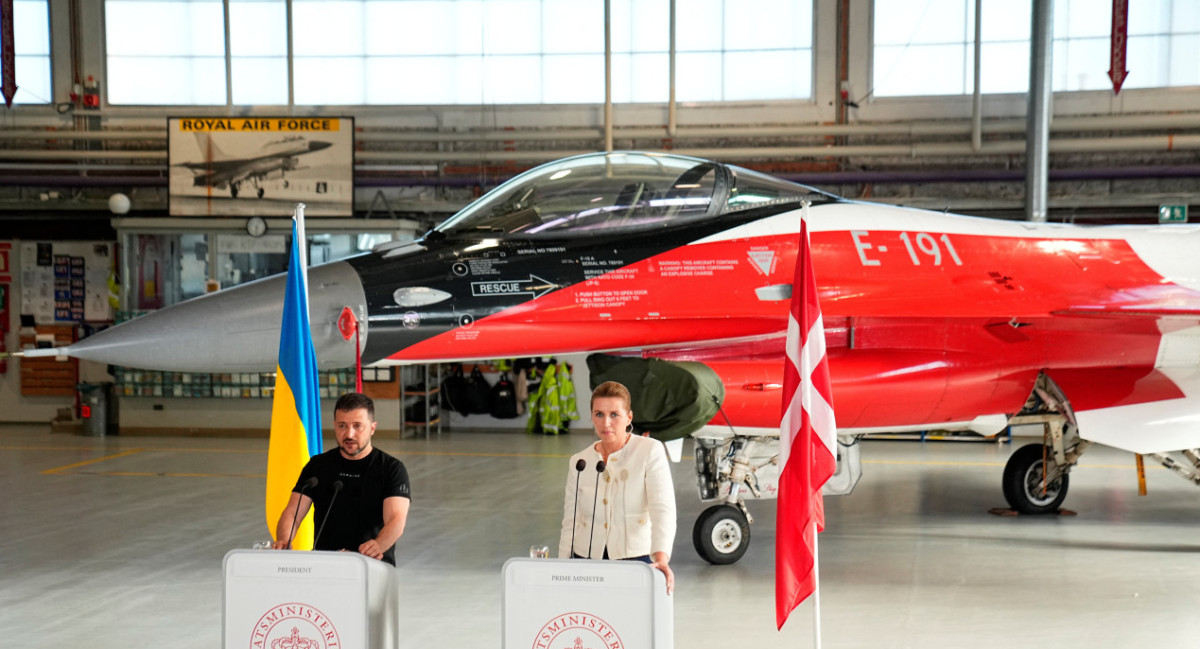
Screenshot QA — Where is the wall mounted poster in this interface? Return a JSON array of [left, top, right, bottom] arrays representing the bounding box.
[[168, 117, 354, 217]]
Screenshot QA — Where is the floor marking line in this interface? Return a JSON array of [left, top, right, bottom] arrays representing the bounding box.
[[1, 445, 265, 453], [40, 448, 147, 475], [75, 471, 267, 478]]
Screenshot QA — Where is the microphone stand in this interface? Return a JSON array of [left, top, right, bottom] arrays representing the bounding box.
[[587, 461, 606, 559], [313, 480, 343, 550], [287, 477, 318, 549], [569, 459, 585, 557]]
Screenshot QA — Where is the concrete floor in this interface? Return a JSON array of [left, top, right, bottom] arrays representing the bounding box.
[[2, 423, 1199, 648]]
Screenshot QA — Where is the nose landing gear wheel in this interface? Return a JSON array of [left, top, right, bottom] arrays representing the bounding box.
[[1002, 443, 1069, 514], [693, 504, 750, 564]]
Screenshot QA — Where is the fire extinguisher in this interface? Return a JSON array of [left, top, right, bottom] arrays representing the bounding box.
[[82, 75, 100, 110]]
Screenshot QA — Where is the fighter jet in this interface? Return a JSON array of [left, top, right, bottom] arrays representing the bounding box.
[[30, 151, 1200, 563], [178, 132, 332, 199]]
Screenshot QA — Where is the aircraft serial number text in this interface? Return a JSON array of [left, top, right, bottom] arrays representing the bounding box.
[[850, 231, 963, 267]]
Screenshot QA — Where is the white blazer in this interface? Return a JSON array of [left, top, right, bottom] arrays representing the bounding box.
[[558, 434, 676, 560]]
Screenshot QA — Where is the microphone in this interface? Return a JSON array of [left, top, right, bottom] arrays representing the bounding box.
[[587, 460, 606, 559], [313, 480, 343, 550], [569, 459, 586, 557], [287, 476, 318, 549]]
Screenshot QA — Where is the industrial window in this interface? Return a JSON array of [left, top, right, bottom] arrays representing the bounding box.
[[872, 0, 1200, 97], [106, 0, 227, 105], [229, 0, 289, 105], [106, 0, 813, 106], [292, 0, 813, 104], [1, 0, 51, 104]]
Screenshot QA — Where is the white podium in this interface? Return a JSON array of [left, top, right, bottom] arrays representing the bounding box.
[[502, 558, 673, 649], [223, 549, 398, 649]]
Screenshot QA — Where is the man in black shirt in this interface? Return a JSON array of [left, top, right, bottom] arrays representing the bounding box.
[[273, 393, 411, 565]]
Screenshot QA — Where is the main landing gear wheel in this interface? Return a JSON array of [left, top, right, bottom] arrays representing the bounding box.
[[693, 504, 750, 565], [256, 187, 265, 198], [1002, 443, 1069, 514], [230, 185, 239, 198]]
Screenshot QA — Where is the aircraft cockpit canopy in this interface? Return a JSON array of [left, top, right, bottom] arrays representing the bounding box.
[[435, 151, 818, 239]]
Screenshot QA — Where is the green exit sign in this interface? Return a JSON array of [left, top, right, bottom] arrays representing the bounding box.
[[1160, 204, 1189, 223]]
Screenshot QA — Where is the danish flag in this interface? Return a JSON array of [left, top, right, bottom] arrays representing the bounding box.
[[776, 217, 838, 629]]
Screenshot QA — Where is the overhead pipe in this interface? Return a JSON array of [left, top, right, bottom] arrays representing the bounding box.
[[971, 0, 983, 151], [667, 0, 677, 137], [285, 0, 295, 111], [4, 133, 1200, 165], [603, 0, 613, 152], [223, 0, 233, 112], [3, 113, 1200, 145], [4, 133, 1200, 166], [1025, 0, 1054, 222], [4, 163, 1199, 190]]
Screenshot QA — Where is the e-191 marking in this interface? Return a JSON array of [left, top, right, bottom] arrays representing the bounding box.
[[851, 231, 963, 267]]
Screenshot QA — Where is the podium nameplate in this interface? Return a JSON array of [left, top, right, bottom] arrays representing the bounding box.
[[502, 558, 673, 649], [223, 549, 397, 649]]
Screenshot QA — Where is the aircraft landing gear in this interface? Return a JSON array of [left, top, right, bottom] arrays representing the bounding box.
[[1003, 373, 1089, 514], [692, 433, 771, 564], [1002, 443, 1069, 514], [693, 504, 750, 564], [230, 184, 239, 198], [257, 187, 265, 199]]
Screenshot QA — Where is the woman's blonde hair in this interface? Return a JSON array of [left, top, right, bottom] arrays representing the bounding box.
[[591, 381, 632, 412]]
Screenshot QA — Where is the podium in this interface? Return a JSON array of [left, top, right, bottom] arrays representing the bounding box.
[[223, 549, 398, 649], [502, 558, 673, 649]]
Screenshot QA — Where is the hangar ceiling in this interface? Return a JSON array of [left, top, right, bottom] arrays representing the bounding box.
[[1, 1, 1198, 225]]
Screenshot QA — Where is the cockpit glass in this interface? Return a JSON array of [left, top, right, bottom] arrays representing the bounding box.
[[726, 167, 821, 212], [436, 152, 723, 238]]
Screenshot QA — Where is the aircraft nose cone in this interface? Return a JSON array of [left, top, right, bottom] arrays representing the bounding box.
[[64, 261, 367, 372], [309, 141, 332, 152]]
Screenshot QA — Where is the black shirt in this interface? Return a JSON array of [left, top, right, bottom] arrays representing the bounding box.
[[293, 447, 410, 566]]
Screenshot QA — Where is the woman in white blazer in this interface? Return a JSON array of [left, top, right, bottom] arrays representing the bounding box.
[[558, 381, 676, 593]]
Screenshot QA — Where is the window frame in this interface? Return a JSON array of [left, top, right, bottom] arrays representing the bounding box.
[[854, 0, 1200, 121]]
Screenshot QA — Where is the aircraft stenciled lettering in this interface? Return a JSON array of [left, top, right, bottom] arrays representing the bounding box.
[[470, 275, 558, 299], [747, 248, 777, 276], [657, 259, 739, 278], [467, 258, 506, 276], [573, 289, 648, 309], [851, 230, 964, 267], [580, 256, 626, 280]]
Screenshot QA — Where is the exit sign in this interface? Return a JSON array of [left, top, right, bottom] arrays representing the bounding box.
[[1160, 204, 1189, 223]]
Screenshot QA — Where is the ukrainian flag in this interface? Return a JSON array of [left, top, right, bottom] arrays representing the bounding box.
[[266, 219, 323, 549]]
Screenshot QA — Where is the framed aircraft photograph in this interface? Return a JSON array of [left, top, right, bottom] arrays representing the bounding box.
[[167, 116, 355, 217]]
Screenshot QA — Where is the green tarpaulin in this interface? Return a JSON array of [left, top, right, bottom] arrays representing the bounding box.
[[586, 354, 725, 441]]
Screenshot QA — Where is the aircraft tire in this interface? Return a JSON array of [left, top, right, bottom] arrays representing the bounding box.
[[230, 186, 238, 198], [257, 188, 265, 199], [1001, 443, 1069, 514], [693, 504, 750, 565]]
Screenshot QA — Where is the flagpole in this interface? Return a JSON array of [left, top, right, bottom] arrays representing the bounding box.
[[807, 200, 823, 649], [294, 203, 312, 332], [812, 520, 822, 649], [294, 202, 308, 286]]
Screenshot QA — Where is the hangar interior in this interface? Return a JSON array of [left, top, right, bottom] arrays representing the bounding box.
[[2, 1, 1200, 648]]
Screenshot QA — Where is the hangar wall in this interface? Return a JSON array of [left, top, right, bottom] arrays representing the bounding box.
[[2, 0, 1198, 429]]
